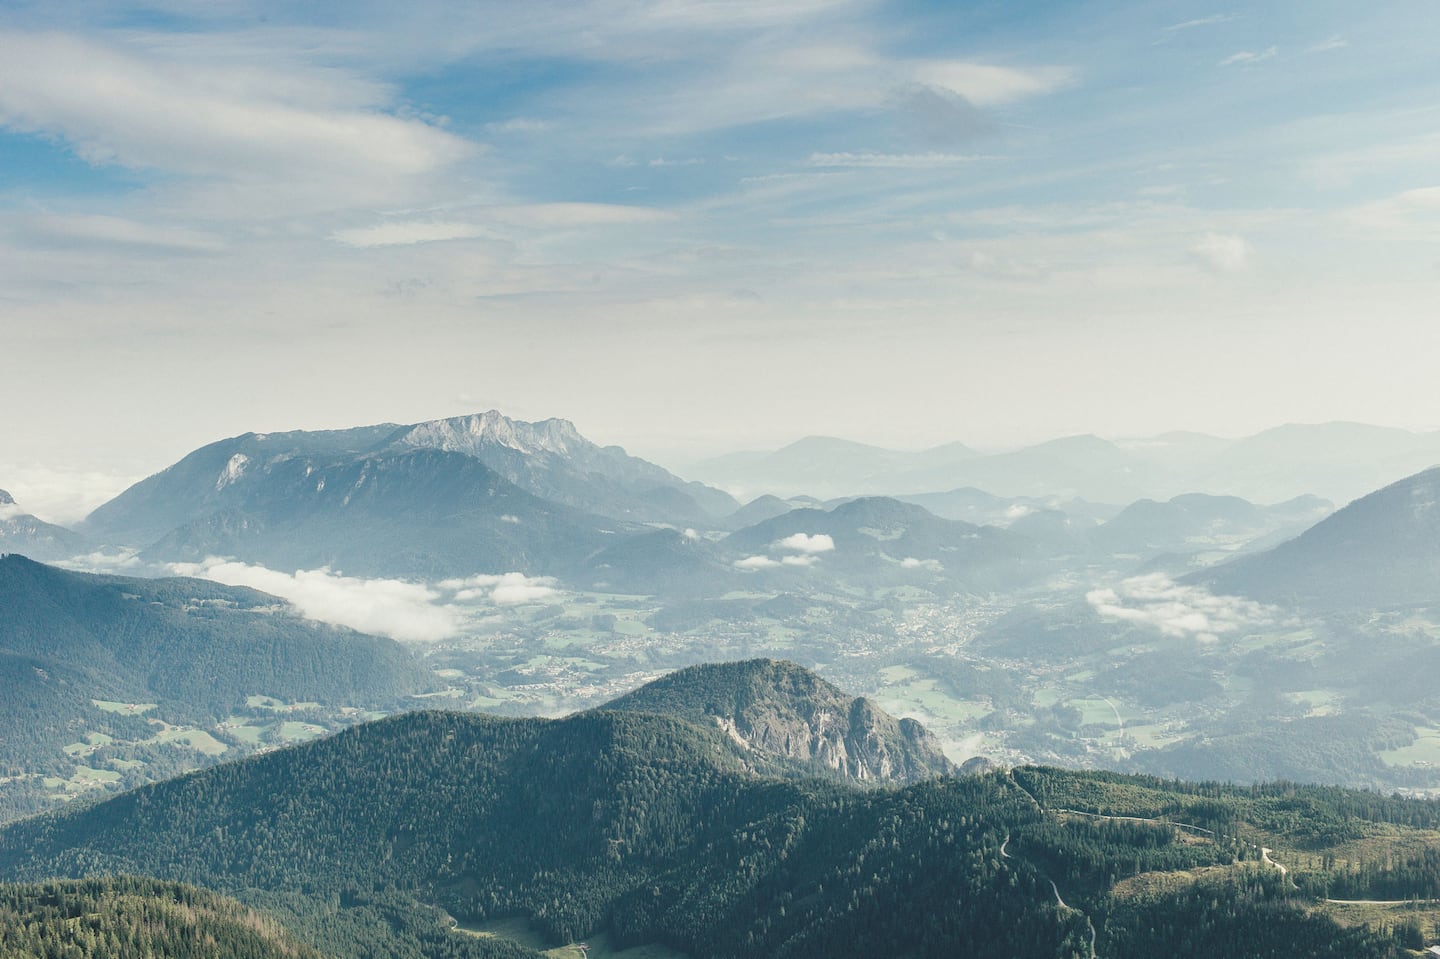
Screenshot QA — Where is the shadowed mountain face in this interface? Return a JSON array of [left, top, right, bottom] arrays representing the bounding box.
[[0, 489, 86, 562], [603, 659, 955, 783], [79, 411, 737, 576], [1194, 467, 1440, 609]]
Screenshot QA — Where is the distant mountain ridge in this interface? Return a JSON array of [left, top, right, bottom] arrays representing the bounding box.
[[604, 659, 955, 782], [689, 421, 1440, 506]]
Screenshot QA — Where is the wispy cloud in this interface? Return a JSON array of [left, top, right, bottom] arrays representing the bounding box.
[[1307, 36, 1348, 54], [0, 30, 475, 206], [734, 554, 779, 569], [1087, 573, 1278, 644], [1163, 14, 1239, 33], [806, 152, 986, 169], [1219, 46, 1278, 67], [333, 221, 491, 248], [1191, 232, 1250, 272]]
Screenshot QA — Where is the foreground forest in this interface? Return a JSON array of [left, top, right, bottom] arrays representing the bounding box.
[[3, 663, 1438, 958]]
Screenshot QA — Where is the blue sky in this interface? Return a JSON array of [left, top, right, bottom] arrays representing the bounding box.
[[2, 0, 1439, 517]]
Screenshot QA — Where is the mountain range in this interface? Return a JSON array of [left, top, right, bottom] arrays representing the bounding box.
[[77, 412, 742, 581], [688, 422, 1440, 506]]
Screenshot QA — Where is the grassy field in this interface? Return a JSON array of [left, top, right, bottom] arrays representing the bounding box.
[[90, 700, 156, 715], [456, 917, 688, 959], [1381, 727, 1440, 769], [147, 726, 229, 756]]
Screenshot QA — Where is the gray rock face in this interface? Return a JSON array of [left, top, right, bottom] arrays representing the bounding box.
[[604, 659, 956, 784]]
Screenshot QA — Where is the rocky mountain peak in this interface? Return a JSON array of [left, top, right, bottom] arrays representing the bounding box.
[[395, 410, 588, 458]]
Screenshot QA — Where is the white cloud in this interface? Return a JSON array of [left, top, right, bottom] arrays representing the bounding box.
[[1219, 46, 1278, 67], [58, 549, 143, 571], [1307, 36, 1347, 54], [734, 554, 779, 568], [781, 554, 818, 566], [899, 556, 942, 571], [170, 559, 460, 642], [1191, 232, 1250, 272], [909, 61, 1074, 107], [774, 532, 836, 553], [1086, 573, 1278, 644], [1163, 14, 1239, 33], [438, 571, 559, 605]]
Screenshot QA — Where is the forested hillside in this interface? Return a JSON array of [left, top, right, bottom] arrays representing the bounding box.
[[2, 699, 1429, 958]]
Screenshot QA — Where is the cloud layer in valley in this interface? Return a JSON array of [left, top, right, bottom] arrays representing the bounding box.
[[1086, 574, 1279, 644]]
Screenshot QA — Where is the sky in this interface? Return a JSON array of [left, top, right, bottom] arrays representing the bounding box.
[[2, 0, 1439, 520]]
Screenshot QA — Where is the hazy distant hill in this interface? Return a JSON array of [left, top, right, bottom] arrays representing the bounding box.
[[1193, 422, 1440, 505], [0, 666, 1420, 959], [693, 435, 977, 500], [688, 421, 1440, 507], [723, 496, 1039, 591], [1088, 493, 1333, 560], [603, 659, 955, 782], [0, 488, 86, 561], [1196, 466, 1440, 609]]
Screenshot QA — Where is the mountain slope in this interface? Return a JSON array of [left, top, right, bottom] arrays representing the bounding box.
[[0, 554, 431, 821], [137, 448, 618, 579], [83, 413, 735, 561], [1195, 467, 1440, 608], [602, 659, 955, 782], [391, 410, 736, 523]]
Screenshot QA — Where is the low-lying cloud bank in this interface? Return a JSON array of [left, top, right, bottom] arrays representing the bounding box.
[[1086, 573, 1278, 644], [170, 559, 461, 643]]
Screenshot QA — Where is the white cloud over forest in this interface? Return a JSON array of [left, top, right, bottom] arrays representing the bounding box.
[[1086, 574, 1278, 644]]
